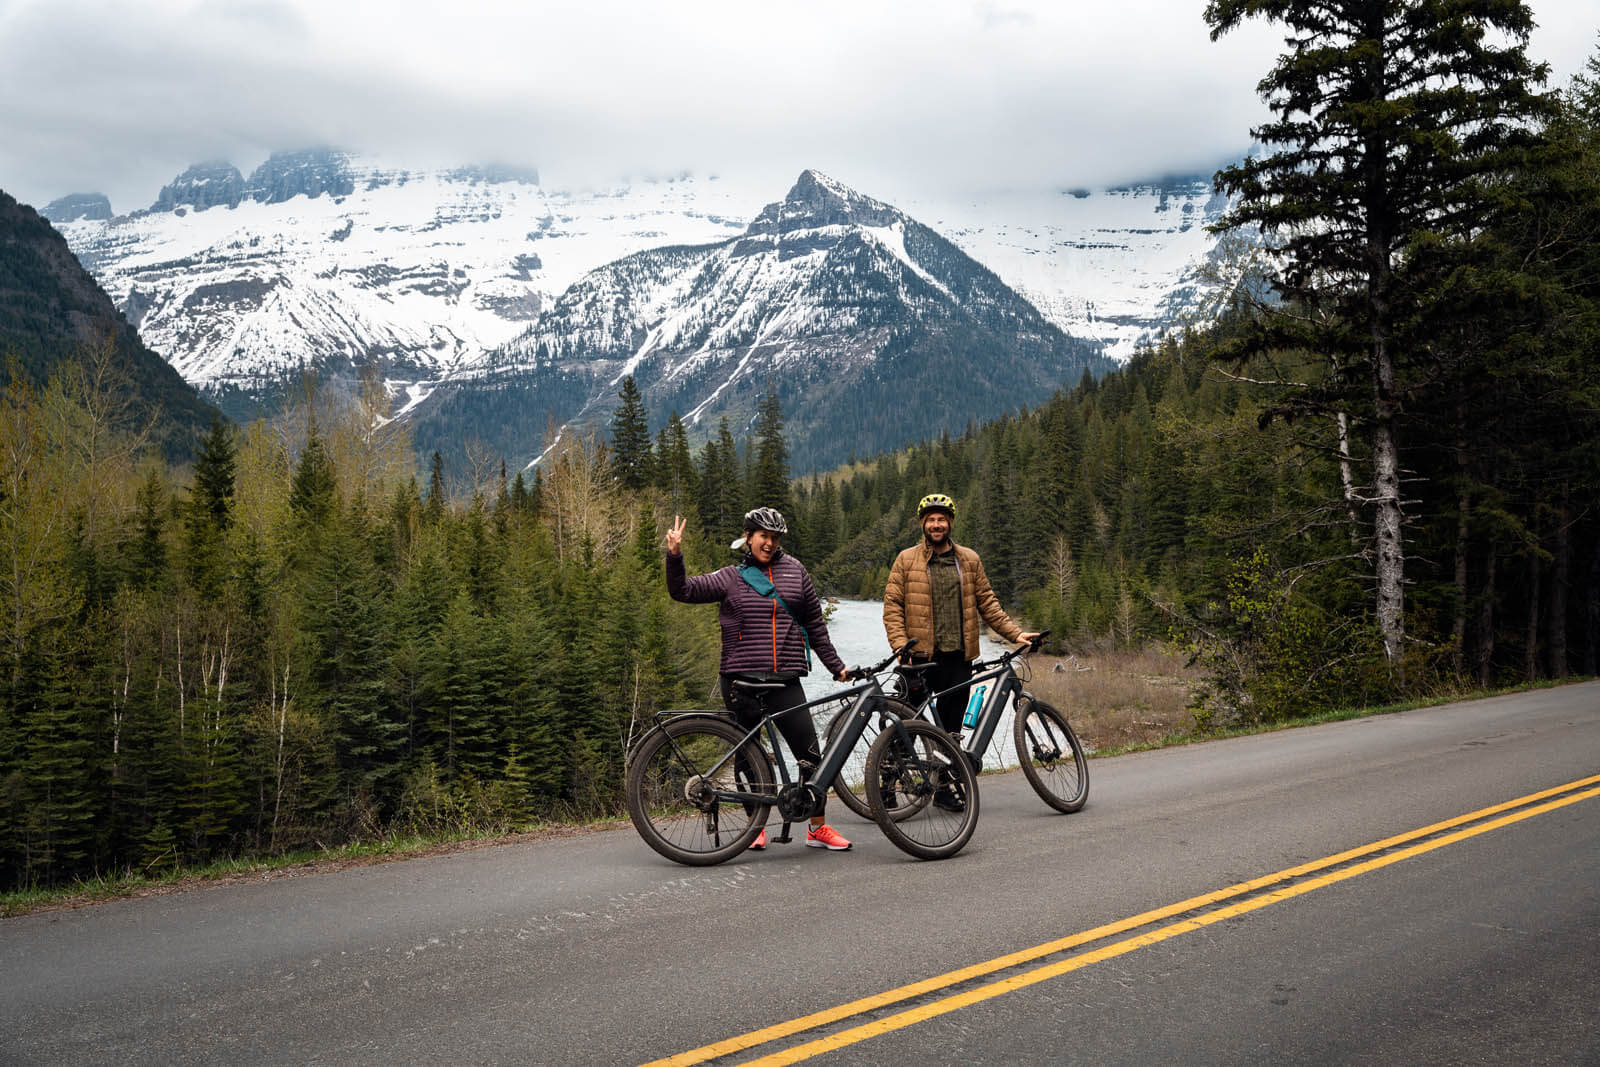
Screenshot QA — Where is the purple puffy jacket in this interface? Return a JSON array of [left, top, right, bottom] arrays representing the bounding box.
[[666, 550, 846, 677]]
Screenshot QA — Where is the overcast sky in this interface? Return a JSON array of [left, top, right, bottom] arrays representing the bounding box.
[[2, 0, 1595, 214]]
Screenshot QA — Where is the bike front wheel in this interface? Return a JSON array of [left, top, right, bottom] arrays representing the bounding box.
[[1013, 696, 1089, 813], [823, 697, 923, 822], [626, 716, 773, 866], [864, 720, 979, 860]]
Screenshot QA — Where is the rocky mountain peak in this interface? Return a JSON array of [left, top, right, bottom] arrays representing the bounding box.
[[734, 170, 902, 258], [244, 148, 355, 205], [40, 192, 113, 223], [151, 161, 246, 213], [144, 150, 358, 214]]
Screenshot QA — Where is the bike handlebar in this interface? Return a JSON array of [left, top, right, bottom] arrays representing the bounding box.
[[972, 629, 1051, 671], [846, 642, 918, 680]]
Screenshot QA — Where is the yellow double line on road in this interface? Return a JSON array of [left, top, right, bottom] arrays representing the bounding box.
[[646, 773, 1600, 1067]]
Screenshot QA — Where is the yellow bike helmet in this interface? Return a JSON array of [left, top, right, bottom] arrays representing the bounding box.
[[917, 493, 955, 518]]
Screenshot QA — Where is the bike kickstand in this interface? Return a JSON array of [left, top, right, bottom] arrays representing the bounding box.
[[773, 820, 794, 844]]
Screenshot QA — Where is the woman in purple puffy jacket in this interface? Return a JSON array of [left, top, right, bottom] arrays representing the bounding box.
[[666, 507, 854, 852]]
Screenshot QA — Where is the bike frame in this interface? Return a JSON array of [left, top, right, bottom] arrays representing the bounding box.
[[911, 651, 1029, 760], [643, 673, 901, 814]]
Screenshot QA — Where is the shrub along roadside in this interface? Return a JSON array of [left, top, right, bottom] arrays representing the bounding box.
[[5, 673, 1585, 919]]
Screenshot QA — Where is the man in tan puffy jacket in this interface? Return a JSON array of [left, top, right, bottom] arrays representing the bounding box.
[[883, 493, 1038, 740]]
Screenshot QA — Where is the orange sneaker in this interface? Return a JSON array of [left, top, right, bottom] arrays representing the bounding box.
[[749, 829, 768, 851], [805, 824, 851, 851]]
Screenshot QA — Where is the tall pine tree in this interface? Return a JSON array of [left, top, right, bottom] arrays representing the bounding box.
[[1205, 0, 1555, 673], [609, 376, 653, 491]]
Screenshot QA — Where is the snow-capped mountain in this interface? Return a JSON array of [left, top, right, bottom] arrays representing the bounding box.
[[895, 177, 1240, 360], [44, 148, 1244, 469], [46, 149, 768, 401], [413, 170, 1110, 472]]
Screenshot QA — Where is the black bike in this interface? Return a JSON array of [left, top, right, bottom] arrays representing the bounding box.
[[897, 632, 1089, 814], [625, 648, 980, 865]]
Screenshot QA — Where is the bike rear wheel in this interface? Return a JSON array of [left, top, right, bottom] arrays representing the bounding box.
[[823, 697, 924, 822], [1013, 696, 1089, 813], [864, 720, 979, 860], [626, 716, 773, 866]]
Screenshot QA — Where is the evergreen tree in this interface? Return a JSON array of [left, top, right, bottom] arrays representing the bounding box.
[[697, 418, 744, 537], [1205, 0, 1556, 673], [809, 478, 841, 563], [528, 467, 545, 519], [424, 591, 497, 782], [609, 376, 653, 491], [16, 640, 97, 882], [129, 467, 169, 591], [387, 537, 452, 763], [183, 414, 238, 599], [191, 414, 237, 529], [425, 450, 447, 525], [750, 385, 792, 520], [289, 430, 337, 528], [300, 509, 399, 806], [657, 412, 699, 514], [497, 536, 564, 804]]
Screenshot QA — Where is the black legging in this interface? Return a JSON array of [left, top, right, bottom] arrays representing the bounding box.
[[923, 650, 976, 734], [721, 674, 826, 817]]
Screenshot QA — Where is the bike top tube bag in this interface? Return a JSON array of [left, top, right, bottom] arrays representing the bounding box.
[[736, 564, 812, 670]]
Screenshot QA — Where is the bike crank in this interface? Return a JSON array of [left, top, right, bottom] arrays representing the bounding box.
[[776, 783, 825, 822]]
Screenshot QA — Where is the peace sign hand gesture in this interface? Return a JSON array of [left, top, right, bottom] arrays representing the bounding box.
[[666, 514, 687, 555]]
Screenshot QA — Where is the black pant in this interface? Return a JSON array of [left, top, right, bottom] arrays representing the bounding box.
[[721, 674, 825, 816], [922, 650, 975, 734]]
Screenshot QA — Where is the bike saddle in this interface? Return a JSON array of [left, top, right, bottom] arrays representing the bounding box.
[[730, 678, 790, 692]]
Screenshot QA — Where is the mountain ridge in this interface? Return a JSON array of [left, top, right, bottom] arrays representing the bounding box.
[[0, 189, 219, 458], [42, 150, 1245, 470], [411, 169, 1110, 472]]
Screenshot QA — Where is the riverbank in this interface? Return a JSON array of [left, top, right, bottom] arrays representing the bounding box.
[[813, 597, 1203, 756]]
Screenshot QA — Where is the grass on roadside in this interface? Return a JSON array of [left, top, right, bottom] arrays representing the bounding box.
[[1023, 644, 1201, 755], [1026, 644, 1589, 756], [0, 820, 627, 919]]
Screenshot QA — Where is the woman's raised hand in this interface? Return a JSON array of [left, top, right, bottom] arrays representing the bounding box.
[[666, 514, 687, 555]]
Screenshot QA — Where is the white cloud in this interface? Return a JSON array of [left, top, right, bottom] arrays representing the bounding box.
[[1, 0, 1593, 213]]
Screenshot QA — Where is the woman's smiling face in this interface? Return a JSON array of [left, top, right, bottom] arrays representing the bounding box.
[[746, 528, 781, 564]]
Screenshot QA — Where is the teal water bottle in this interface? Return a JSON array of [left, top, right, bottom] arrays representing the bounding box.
[[962, 684, 988, 729]]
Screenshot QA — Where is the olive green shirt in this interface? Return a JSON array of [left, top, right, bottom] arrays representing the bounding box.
[[929, 549, 964, 653]]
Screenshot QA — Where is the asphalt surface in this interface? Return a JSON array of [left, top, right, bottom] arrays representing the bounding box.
[[3, 682, 1596, 1065]]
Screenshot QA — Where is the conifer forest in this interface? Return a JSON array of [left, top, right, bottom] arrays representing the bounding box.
[[2, 10, 1597, 889]]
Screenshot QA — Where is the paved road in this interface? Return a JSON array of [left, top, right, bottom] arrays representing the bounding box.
[[4, 683, 1597, 1065]]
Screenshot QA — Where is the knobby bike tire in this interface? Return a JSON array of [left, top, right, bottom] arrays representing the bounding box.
[[1012, 696, 1089, 813], [864, 719, 979, 860], [625, 715, 773, 866], [823, 697, 922, 822]]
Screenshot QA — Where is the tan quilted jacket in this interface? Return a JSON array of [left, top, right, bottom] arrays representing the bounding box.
[[882, 540, 1024, 660]]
